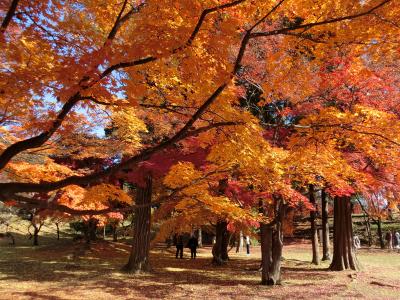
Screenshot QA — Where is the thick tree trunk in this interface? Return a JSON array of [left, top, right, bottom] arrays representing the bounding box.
[[83, 218, 98, 244], [321, 189, 331, 261], [376, 218, 384, 249], [260, 200, 285, 285], [212, 220, 229, 265], [124, 174, 152, 273], [309, 185, 320, 265], [329, 197, 360, 271]]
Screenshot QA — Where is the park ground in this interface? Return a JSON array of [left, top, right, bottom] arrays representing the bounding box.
[[0, 230, 399, 300]]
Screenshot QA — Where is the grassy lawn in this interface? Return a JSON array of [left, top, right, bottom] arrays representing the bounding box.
[[0, 232, 399, 300]]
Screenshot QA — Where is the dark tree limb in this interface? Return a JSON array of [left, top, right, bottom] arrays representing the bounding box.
[[250, 0, 391, 39], [0, 0, 245, 169], [0, 120, 239, 195], [0, 92, 81, 171], [1, 0, 20, 34]]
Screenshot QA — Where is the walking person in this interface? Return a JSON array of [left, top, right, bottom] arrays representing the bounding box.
[[174, 233, 184, 259], [187, 234, 199, 259]]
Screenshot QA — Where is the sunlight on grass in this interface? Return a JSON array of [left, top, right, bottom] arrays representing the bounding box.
[[165, 267, 188, 272]]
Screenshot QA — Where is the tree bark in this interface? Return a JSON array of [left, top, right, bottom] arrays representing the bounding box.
[[309, 185, 320, 265], [123, 174, 152, 273], [376, 218, 384, 249], [321, 189, 331, 261], [329, 197, 360, 271], [260, 199, 285, 285], [212, 220, 229, 265], [83, 218, 98, 244]]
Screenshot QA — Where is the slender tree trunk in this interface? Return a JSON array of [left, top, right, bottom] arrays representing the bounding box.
[[83, 223, 90, 245], [124, 174, 152, 273], [113, 224, 118, 242], [88, 219, 97, 241], [6, 232, 15, 245], [321, 189, 331, 261], [212, 220, 229, 265], [260, 199, 285, 285], [367, 218, 372, 247], [329, 197, 360, 271], [239, 230, 244, 252], [309, 185, 320, 265], [363, 215, 372, 247], [198, 228, 202, 248], [33, 226, 39, 246], [376, 218, 384, 249], [235, 232, 240, 253], [56, 223, 60, 240]]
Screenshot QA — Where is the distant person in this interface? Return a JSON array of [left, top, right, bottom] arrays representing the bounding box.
[[393, 231, 400, 250], [174, 233, 184, 259], [246, 236, 251, 255], [187, 234, 199, 259], [385, 231, 393, 250], [353, 235, 361, 249]]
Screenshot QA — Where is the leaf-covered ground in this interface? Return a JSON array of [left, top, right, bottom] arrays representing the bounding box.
[[0, 236, 399, 299]]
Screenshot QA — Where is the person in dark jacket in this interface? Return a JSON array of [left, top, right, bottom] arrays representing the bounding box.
[[187, 234, 199, 259], [174, 233, 184, 259]]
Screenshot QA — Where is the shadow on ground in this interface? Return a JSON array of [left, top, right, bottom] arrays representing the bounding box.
[[0, 239, 346, 299]]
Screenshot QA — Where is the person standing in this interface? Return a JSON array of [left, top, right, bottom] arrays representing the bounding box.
[[246, 236, 251, 255], [187, 234, 199, 259], [174, 233, 184, 259], [353, 235, 361, 249]]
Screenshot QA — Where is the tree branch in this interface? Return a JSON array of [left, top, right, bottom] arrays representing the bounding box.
[[0, 108, 237, 195], [1, 0, 20, 34], [233, 0, 286, 74], [0, 1, 287, 197], [0, 92, 81, 171], [250, 0, 391, 39], [184, 0, 246, 48]]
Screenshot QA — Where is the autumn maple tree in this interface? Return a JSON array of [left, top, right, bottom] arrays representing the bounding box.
[[1, 0, 400, 284]]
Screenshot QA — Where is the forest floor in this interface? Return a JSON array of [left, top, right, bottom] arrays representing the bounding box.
[[0, 234, 399, 299]]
